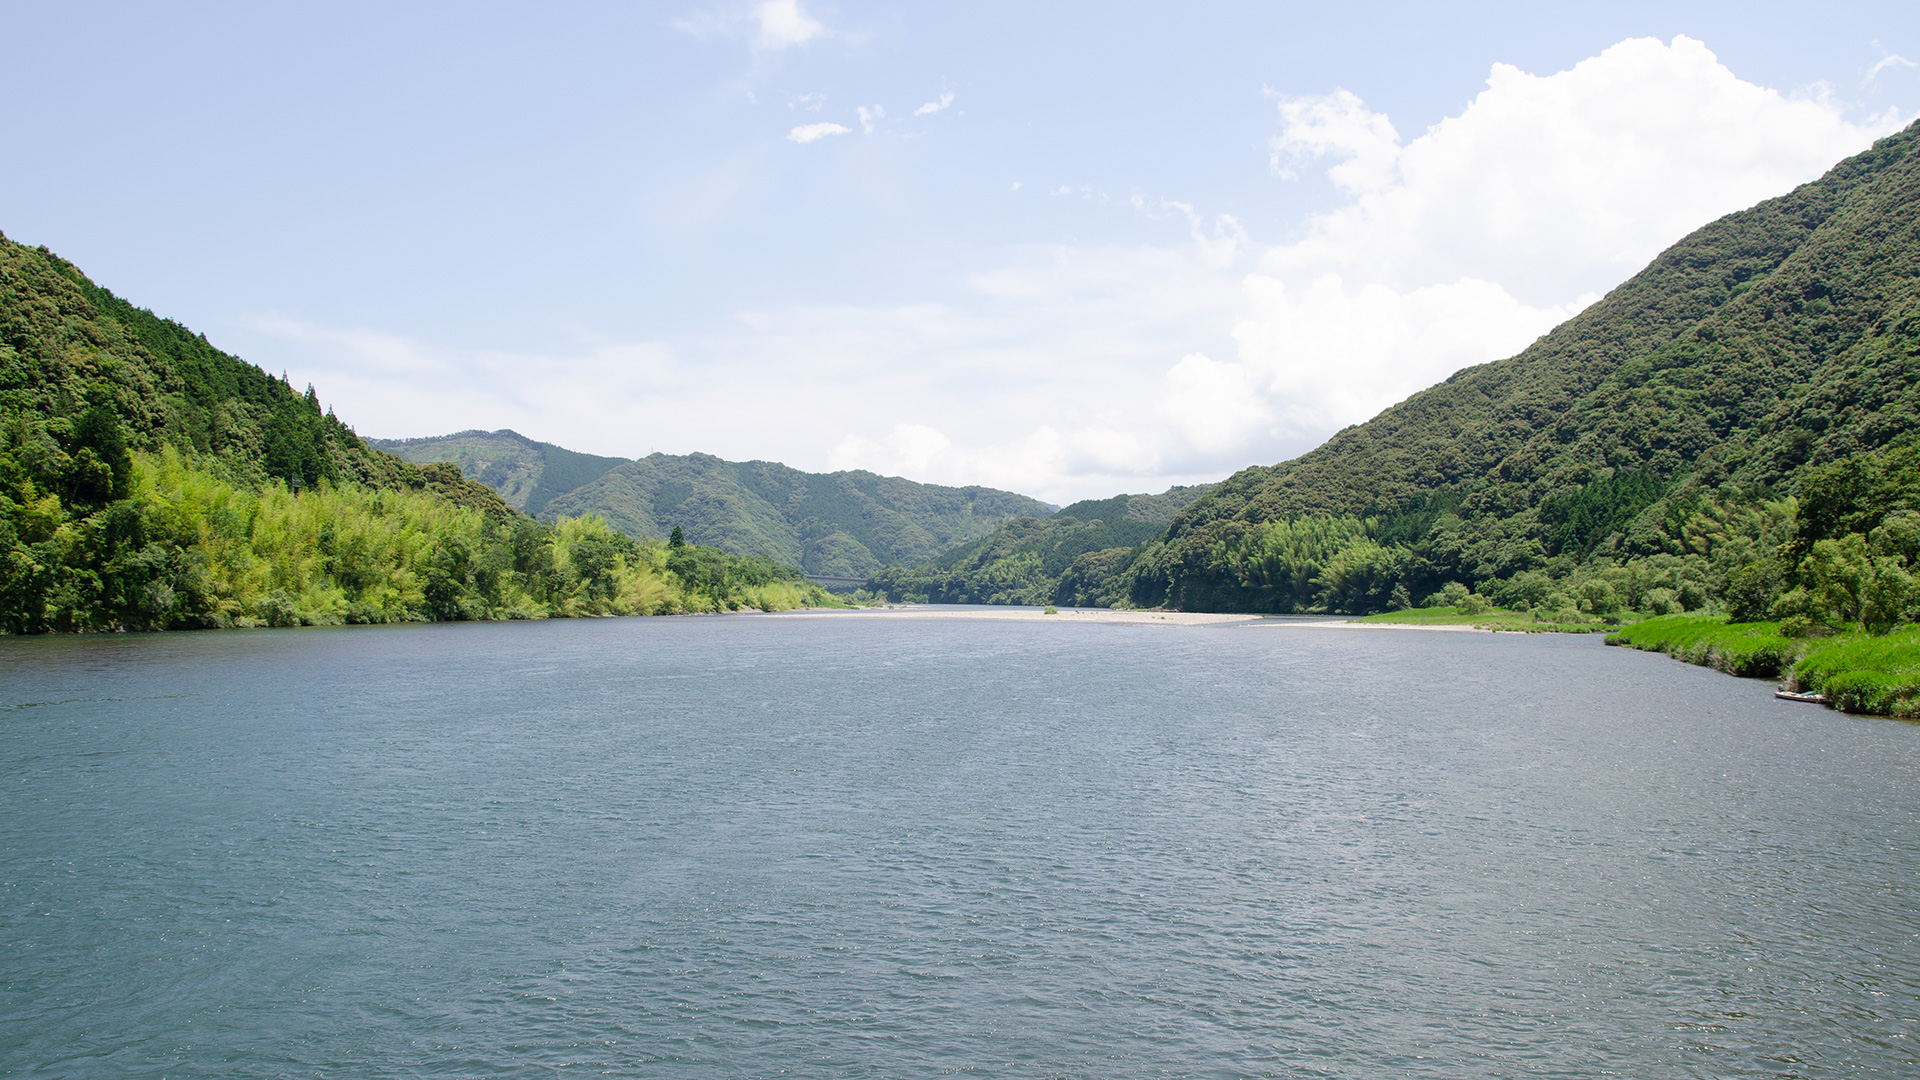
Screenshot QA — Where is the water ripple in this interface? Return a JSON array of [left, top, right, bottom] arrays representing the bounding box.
[[2, 618, 1917, 1077]]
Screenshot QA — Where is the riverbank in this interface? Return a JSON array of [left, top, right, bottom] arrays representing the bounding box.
[[1607, 614, 1920, 719], [1349, 606, 1627, 633], [767, 606, 1534, 632], [762, 606, 1262, 626]]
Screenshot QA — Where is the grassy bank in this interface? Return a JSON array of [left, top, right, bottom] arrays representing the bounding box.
[[1607, 614, 1920, 719], [1351, 606, 1627, 633]]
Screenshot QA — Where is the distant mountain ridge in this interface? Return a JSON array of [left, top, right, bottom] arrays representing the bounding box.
[[375, 430, 1055, 576], [865, 482, 1217, 606], [371, 429, 625, 516]]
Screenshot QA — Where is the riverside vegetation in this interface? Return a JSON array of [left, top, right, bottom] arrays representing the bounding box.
[[858, 121, 1920, 713], [0, 234, 837, 632]]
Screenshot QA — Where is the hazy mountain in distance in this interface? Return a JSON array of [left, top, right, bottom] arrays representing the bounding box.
[[376, 430, 1056, 577]]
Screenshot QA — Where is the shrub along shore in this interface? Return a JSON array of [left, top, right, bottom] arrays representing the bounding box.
[[1352, 604, 1627, 634], [3, 445, 844, 632], [1608, 614, 1920, 719]]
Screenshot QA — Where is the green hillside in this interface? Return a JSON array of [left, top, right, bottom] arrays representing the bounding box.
[[866, 484, 1213, 606], [0, 235, 836, 631], [1, 235, 405, 494], [372, 429, 626, 515], [870, 120, 1920, 631], [381, 429, 1056, 577]]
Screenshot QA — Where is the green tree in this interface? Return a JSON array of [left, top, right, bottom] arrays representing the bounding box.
[[1775, 534, 1917, 635]]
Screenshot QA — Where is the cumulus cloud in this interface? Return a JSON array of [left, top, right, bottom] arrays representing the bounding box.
[[1262, 37, 1900, 304], [1230, 276, 1593, 435], [787, 121, 849, 143], [915, 92, 955, 116], [1269, 89, 1399, 189], [1159, 353, 1271, 455]]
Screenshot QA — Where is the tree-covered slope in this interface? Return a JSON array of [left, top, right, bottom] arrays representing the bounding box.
[[1, 234, 408, 492], [383, 430, 1057, 577], [1127, 119, 1920, 613], [1180, 121, 1919, 533]]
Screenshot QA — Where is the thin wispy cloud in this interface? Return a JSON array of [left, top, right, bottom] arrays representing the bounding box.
[[788, 121, 849, 143], [1867, 51, 1917, 83], [857, 104, 884, 134], [675, 0, 827, 54], [915, 92, 955, 116], [751, 0, 824, 51]]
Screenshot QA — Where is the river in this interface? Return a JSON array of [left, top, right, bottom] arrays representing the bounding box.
[[3, 611, 1916, 1077]]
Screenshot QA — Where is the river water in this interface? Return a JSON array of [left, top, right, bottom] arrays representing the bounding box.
[[3, 612, 1917, 1077]]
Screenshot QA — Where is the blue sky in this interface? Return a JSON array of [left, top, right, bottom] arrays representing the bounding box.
[[6, 1, 1917, 501]]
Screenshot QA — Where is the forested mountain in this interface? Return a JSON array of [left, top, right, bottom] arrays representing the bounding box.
[[372, 430, 626, 516], [867, 484, 1213, 605], [0, 236, 835, 631], [380, 430, 1055, 577], [869, 120, 1920, 621]]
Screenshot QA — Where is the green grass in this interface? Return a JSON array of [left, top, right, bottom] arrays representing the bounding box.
[[1607, 614, 1920, 718], [1789, 626, 1920, 717], [1352, 606, 1626, 633], [1606, 614, 1805, 677]]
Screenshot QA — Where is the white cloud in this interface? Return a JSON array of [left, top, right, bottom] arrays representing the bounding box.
[[1159, 353, 1271, 455], [787, 121, 850, 143], [791, 91, 826, 111], [1262, 37, 1902, 304], [675, 0, 826, 53], [1269, 88, 1399, 190], [237, 317, 689, 453], [1867, 52, 1917, 83], [1230, 276, 1594, 433], [856, 104, 884, 134], [915, 92, 955, 117], [751, 0, 824, 51]]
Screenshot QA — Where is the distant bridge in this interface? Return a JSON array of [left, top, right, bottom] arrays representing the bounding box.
[[805, 575, 868, 592]]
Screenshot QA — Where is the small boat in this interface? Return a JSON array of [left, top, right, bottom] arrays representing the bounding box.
[[1774, 688, 1830, 704]]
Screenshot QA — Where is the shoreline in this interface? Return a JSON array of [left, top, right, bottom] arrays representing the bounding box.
[[763, 606, 1497, 631]]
